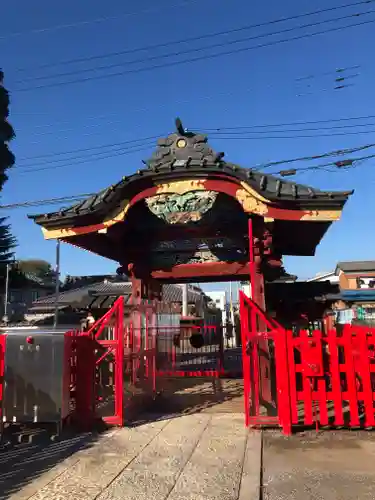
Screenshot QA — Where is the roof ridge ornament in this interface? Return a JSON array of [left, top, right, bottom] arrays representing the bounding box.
[[175, 117, 186, 136]]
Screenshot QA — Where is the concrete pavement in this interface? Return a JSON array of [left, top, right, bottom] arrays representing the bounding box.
[[4, 415, 375, 499], [263, 430, 375, 500], [4, 414, 260, 500]]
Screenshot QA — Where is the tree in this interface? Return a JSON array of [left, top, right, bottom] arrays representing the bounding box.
[[0, 69, 16, 272], [17, 259, 54, 280]]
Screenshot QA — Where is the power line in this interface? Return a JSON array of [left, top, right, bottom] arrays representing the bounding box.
[[18, 120, 372, 168], [14, 132, 375, 176], [4, 153, 375, 209], [14, 11, 373, 85], [14, 16, 375, 92], [204, 120, 375, 136], [194, 112, 375, 132], [13, 138, 375, 178], [12, 144, 154, 175], [0, 194, 95, 209], [271, 153, 375, 176], [14, 0, 373, 75], [252, 144, 375, 170], [17, 134, 164, 162], [21, 66, 362, 139], [14, 117, 375, 173], [20, 119, 372, 164], [209, 128, 375, 140], [0, 0, 203, 40], [16, 140, 157, 169]]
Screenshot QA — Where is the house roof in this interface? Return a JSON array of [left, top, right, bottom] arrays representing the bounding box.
[[306, 271, 337, 282], [324, 289, 375, 303], [335, 261, 375, 275], [29, 280, 207, 311], [28, 118, 353, 230]]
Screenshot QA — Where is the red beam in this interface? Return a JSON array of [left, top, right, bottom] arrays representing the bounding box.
[[151, 261, 250, 281]]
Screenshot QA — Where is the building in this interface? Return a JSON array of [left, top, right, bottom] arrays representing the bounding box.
[[306, 271, 339, 284], [335, 261, 375, 290], [26, 276, 211, 326], [0, 272, 55, 323], [307, 261, 375, 327], [205, 291, 228, 325]]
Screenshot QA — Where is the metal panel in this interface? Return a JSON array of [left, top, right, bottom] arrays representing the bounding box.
[[1, 330, 69, 424]]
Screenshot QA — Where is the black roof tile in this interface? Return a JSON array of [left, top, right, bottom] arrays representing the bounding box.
[[28, 118, 353, 229], [30, 280, 206, 311]]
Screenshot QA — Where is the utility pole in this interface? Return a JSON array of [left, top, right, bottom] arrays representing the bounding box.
[[53, 240, 61, 328], [3, 262, 10, 324], [182, 283, 188, 317]]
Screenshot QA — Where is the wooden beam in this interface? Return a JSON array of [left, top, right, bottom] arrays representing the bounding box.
[[150, 261, 250, 282]]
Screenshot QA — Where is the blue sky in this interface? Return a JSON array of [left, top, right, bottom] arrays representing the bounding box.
[[1, 0, 375, 282]]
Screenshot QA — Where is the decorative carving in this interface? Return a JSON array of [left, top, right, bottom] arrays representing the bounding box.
[[300, 210, 341, 221], [146, 191, 217, 224], [144, 119, 225, 171], [149, 236, 248, 267], [236, 188, 268, 216], [155, 180, 206, 195]]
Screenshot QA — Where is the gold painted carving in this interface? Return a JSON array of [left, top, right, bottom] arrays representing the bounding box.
[[239, 181, 270, 203], [42, 227, 81, 240], [103, 202, 130, 226], [236, 188, 269, 216], [300, 210, 342, 221], [156, 180, 206, 195]]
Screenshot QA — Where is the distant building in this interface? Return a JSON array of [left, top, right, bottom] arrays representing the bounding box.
[[205, 291, 228, 325], [315, 261, 375, 327], [335, 261, 375, 290], [307, 271, 339, 284], [26, 275, 211, 326], [0, 272, 55, 323]]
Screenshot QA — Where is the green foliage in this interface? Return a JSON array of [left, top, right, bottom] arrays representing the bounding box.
[[17, 259, 54, 279], [0, 69, 16, 264]]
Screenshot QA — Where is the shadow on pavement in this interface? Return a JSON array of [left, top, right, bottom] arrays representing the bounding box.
[[126, 377, 244, 428], [0, 428, 101, 500]]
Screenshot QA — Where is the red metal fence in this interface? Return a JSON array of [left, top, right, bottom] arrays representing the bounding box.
[[240, 291, 375, 435], [239, 291, 290, 432], [286, 326, 375, 431], [68, 296, 225, 428], [0, 334, 5, 427], [155, 325, 223, 378]]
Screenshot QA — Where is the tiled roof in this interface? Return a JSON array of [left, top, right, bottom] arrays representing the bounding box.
[[28, 118, 353, 229], [335, 261, 375, 274], [324, 290, 375, 302], [29, 280, 205, 311]]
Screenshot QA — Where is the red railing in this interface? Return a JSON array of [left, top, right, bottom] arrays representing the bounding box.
[[0, 334, 5, 425], [71, 297, 159, 428], [155, 325, 224, 377], [239, 291, 290, 432], [240, 290, 375, 435], [286, 326, 375, 431]]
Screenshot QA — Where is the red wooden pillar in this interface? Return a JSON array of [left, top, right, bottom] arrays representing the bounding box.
[[74, 335, 96, 429], [248, 218, 273, 410]]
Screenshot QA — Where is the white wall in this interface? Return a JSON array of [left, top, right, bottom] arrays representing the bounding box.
[[206, 291, 227, 325]]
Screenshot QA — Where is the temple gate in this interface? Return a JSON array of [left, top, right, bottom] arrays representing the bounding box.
[[28, 118, 354, 431]]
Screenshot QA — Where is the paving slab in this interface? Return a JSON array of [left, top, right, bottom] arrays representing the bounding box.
[[9, 420, 168, 500], [3, 413, 261, 500], [167, 414, 251, 500], [1, 432, 102, 500], [238, 429, 261, 500], [98, 414, 211, 500], [263, 429, 375, 500]]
